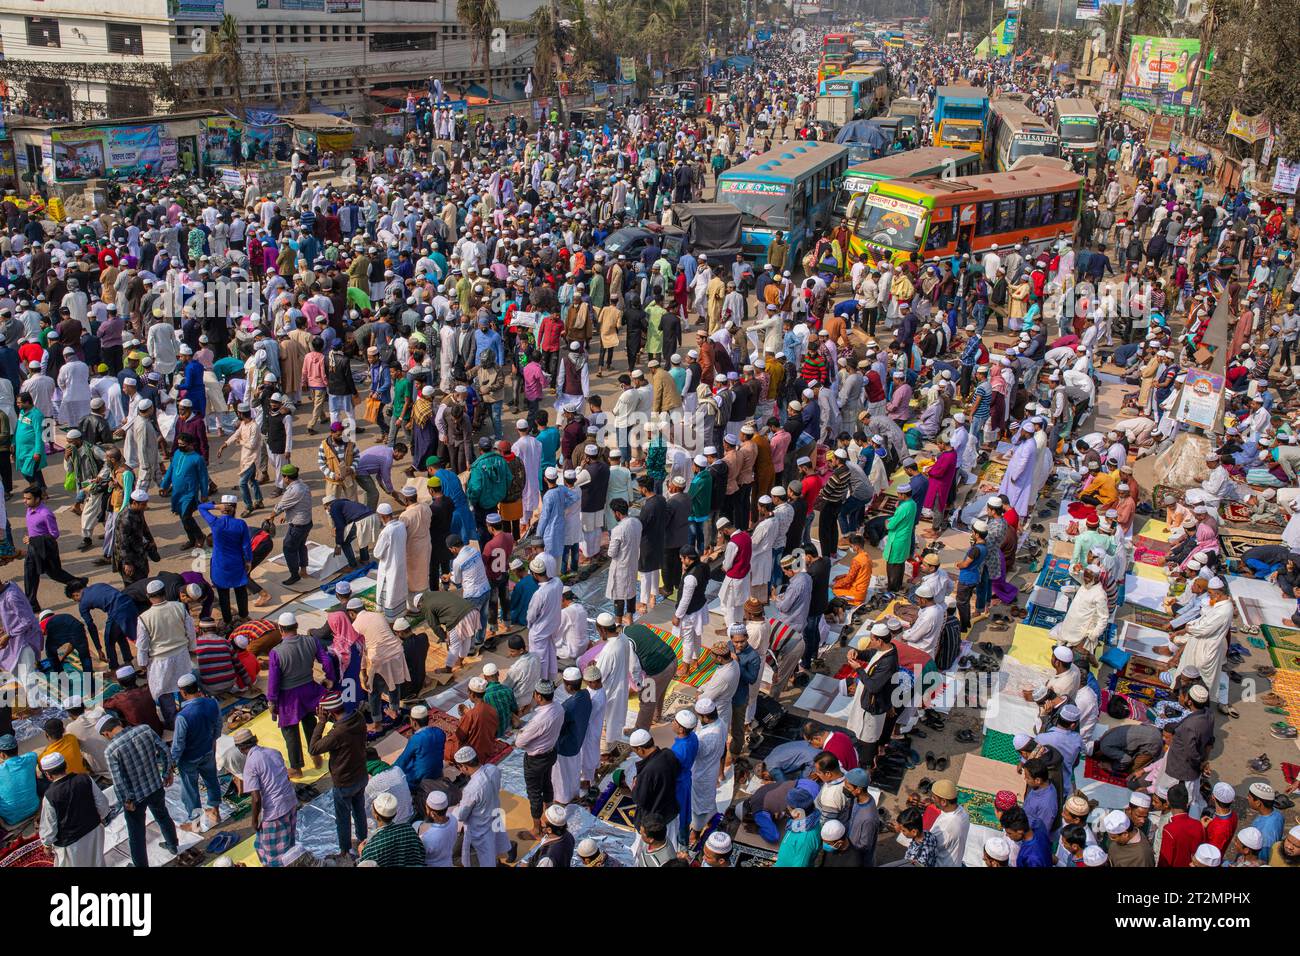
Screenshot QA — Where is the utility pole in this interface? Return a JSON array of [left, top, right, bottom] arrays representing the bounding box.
[[958, 0, 965, 44], [1112, 0, 1128, 69], [987, 0, 995, 61]]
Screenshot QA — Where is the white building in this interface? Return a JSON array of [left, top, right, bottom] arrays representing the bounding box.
[[0, 0, 540, 121]]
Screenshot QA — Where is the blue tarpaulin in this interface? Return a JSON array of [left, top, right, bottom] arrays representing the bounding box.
[[834, 119, 890, 151]]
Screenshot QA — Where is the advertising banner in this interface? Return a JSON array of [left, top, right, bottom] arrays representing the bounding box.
[[204, 116, 238, 165], [103, 124, 164, 175], [1122, 36, 1203, 114], [1226, 109, 1271, 143], [1075, 0, 1100, 19], [171, 0, 224, 21], [1272, 158, 1300, 195], [52, 129, 106, 182], [1174, 369, 1224, 431]]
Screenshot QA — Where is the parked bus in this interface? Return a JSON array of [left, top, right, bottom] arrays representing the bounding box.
[[845, 163, 1084, 266], [832, 147, 984, 222], [817, 52, 855, 85], [838, 63, 891, 115], [716, 141, 850, 267], [987, 98, 1061, 171], [832, 146, 977, 221], [1050, 97, 1100, 166]]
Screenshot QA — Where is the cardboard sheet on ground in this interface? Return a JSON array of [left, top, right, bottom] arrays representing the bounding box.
[[1123, 573, 1169, 610], [957, 754, 1026, 798], [1007, 623, 1057, 670], [982, 691, 1039, 736], [1117, 620, 1176, 662], [1029, 586, 1070, 612], [227, 709, 330, 784], [268, 542, 350, 581], [792, 673, 856, 726], [1072, 764, 1132, 810]]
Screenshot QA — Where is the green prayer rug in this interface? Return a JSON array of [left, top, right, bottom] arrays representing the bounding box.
[[979, 729, 1021, 765], [957, 787, 1002, 830]]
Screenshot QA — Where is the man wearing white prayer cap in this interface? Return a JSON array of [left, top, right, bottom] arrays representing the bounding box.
[[451, 742, 509, 867], [1231, 826, 1265, 865], [983, 834, 1012, 867], [899, 578, 944, 658], [420, 787, 457, 867], [592, 611, 632, 751], [702, 828, 733, 867], [37, 748, 111, 867], [548, 665, 591, 806], [136, 577, 198, 729], [1157, 573, 1232, 713], [845, 622, 896, 767], [1191, 843, 1222, 867]]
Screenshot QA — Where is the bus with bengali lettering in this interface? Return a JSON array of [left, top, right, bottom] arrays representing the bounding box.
[[832, 147, 983, 223], [716, 141, 850, 267], [1050, 97, 1100, 166], [987, 97, 1062, 171], [823, 32, 854, 55], [844, 162, 1084, 267], [817, 52, 856, 85]]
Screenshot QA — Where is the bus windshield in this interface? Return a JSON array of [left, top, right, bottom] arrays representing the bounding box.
[[942, 123, 982, 143], [854, 194, 925, 252], [1059, 120, 1099, 143], [1010, 138, 1060, 162], [717, 181, 791, 228]]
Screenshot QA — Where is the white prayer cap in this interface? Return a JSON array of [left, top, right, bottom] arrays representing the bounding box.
[[1052, 646, 1074, 663], [346, 598, 364, 610], [1129, 791, 1152, 808], [577, 838, 600, 858], [1212, 782, 1236, 804], [1082, 846, 1108, 867], [758, 495, 773, 506], [771, 485, 787, 497], [629, 729, 653, 748], [987, 496, 1003, 508], [796, 456, 811, 466], [694, 697, 717, 715], [400, 486, 418, 499], [529, 555, 548, 575], [130, 490, 150, 502], [715, 516, 732, 529], [410, 705, 428, 720], [1012, 733, 1032, 750], [694, 454, 708, 467], [39, 752, 66, 771], [1059, 703, 1081, 722], [146, 579, 166, 595], [421, 386, 435, 398], [453, 746, 477, 763], [1207, 576, 1225, 590], [137, 399, 153, 411], [563, 666, 582, 682], [377, 502, 394, 515], [278, 612, 297, 627], [1103, 810, 1131, 835], [1249, 782, 1275, 801], [516, 418, 529, 430], [544, 466, 559, 481], [425, 790, 449, 811], [675, 710, 697, 729], [1193, 843, 1222, 867], [177, 673, 198, 689], [221, 494, 238, 504], [584, 444, 599, 455], [1236, 827, 1264, 851], [372, 792, 399, 817], [871, 622, 891, 637], [706, 831, 733, 853], [820, 820, 846, 842], [468, 675, 489, 694], [596, 612, 616, 628], [335, 581, 353, 595], [61, 695, 83, 710], [115, 664, 137, 680], [212, 855, 234, 867], [984, 836, 1011, 861], [482, 663, 499, 677], [1188, 683, 1210, 703], [915, 580, 937, 599]]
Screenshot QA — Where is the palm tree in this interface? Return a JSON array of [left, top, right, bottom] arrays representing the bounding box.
[[1129, 0, 1175, 35], [186, 13, 245, 116], [457, 0, 501, 97]]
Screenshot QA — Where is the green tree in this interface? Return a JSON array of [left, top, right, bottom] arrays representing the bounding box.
[[457, 0, 501, 97]]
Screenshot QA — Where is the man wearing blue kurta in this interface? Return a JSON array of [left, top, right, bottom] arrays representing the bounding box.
[[159, 434, 210, 549], [177, 352, 207, 417], [536, 469, 575, 559], [434, 465, 477, 544], [199, 497, 253, 626], [393, 704, 446, 789]]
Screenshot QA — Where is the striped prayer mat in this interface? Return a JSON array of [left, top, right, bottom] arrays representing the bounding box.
[[644, 623, 721, 688], [1263, 625, 1300, 653]]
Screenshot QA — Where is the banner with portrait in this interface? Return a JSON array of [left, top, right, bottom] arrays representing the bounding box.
[[52, 129, 106, 182]]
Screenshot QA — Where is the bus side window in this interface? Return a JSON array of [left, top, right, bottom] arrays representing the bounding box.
[[792, 187, 807, 223], [925, 219, 952, 251], [975, 201, 996, 236], [1057, 189, 1078, 223], [995, 199, 1016, 233], [1039, 194, 1055, 226], [1020, 195, 1039, 230]]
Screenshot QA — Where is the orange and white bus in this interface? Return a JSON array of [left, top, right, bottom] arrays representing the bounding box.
[[822, 32, 853, 55], [845, 162, 1084, 266]]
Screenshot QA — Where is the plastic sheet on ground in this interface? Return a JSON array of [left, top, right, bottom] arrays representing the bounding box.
[[520, 802, 639, 867], [981, 690, 1039, 736], [962, 822, 1002, 866]]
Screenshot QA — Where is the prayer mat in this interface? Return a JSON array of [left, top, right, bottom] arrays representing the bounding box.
[[1007, 624, 1057, 671], [1221, 502, 1286, 530], [1083, 757, 1129, 788], [1133, 544, 1170, 567], [1023, 604, 1065, 630], [977, 461, 1007, 493], [1107, 673, 1174, 706], [1036, 556, 1074, 592], [1066, 501, 1098, 523], [1119, 657, 1172, 689], [733, 843, 778, 867], [424, 706, 513, 764], [979, 729, 1022, 765], [1268, 670, 1300, 717], [592, 783, 638, 831], [957, 788, 1002, 830], [1282, 762, 1300, 787], [234, 709, 330, 784], [1268, 646, 1300, 673], [1132, 534, 1171, 555], [1221, 531, 1286, 562], [1127, 608, 1174, 631], [0, 835, 53, 868], [645, 623, 721, 689], [1263, 625, 1300, 653]]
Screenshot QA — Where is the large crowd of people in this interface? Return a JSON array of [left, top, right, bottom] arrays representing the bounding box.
[[0, 22, 1296, 872]]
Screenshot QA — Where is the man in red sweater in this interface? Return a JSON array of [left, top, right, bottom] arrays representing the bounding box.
[[1158, 782, 1206, 867], [1203, 781, 1239, 854]]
